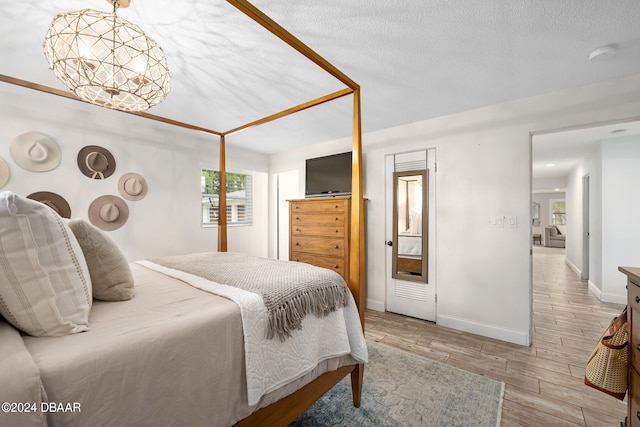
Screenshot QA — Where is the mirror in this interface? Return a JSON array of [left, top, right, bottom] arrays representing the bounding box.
[[532, 202, 540, 226], [392, 169, 428, 282]]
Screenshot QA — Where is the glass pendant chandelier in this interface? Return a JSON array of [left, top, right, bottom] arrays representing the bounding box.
[[43, 0, 170, 112]]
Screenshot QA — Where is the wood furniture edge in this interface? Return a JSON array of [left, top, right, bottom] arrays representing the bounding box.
[[623, 266, 640, 427], [619, 266, 640, 284], [234, 364, 359, 426], [217, 135, 228, 251]]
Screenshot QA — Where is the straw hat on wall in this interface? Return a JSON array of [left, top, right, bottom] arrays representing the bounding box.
[[118, 173, 148, 201], [0, 157, 9, 188], [10, 132, 61, 172], [88, 195, 129, 231]]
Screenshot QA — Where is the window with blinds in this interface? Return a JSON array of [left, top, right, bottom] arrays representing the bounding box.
[[201, 169, 253, 226], [550, 199, 566, 225]]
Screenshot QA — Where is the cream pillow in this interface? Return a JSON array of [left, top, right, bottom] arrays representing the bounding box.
[[0, 191, 92, 336], [68, 219, 134, 301]]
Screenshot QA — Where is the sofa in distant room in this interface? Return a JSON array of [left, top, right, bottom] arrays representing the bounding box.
[[544, 225, 565, 248]]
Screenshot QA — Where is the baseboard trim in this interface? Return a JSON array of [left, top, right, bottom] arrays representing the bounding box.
[[588, 280, 601, 299], [565, 257, 581, 277], [587, 281, 626, 304], [366, 299, 385, 312], [437, 314, 530, 346]]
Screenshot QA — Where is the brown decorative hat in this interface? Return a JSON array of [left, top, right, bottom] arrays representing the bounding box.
[[0, 157, 9, 188], [10, 132, 61, 172], [118, 173, 148, 201], [78, 145, 116, 180], [26, 191, 71, 218], [88, 195, 129, 231]]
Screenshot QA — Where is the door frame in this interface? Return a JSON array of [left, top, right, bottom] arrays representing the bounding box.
[[581, 174, 590, 280], [385, 149, 437, 322]]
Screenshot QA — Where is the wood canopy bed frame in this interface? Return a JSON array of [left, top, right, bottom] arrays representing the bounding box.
[[0, 1, 366, 425]]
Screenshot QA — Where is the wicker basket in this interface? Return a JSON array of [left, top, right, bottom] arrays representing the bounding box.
[[584, 308, 629, 400]]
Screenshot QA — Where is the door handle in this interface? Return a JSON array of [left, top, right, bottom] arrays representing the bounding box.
[[386, 241, 393, 246]]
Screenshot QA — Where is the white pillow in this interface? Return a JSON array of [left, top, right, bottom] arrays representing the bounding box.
[[0, 191, 92, 336]]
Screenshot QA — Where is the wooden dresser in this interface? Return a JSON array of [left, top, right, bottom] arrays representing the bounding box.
[[621, 266, 640, 427], [288, 197, 351, 282]]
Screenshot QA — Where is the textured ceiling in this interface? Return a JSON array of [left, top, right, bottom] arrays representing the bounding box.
[[1, 0, 639, 157], [532, 119, 640, 186]]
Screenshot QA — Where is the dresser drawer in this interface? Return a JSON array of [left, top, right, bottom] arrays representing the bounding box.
[[291, 224, 345, 237], [290, 252, 345, 278], [630, 367, 640, 427], [291, 236, 346, 256], [290, 200, 347, 213], [291, 212, 346, 226]]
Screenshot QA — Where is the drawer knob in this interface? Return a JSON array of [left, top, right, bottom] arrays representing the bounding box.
[[295, 206, 299, 209], [636, 296, 640, 303], [296, 217, 300, 220], [334, 245, 339, 249], [296, 228, 301, 232], [295, 242, 299, 246], [334, 205, 339, 209], [334, 265, 339, 269], [335, 217, 339, 221], [335, 229, 339, 233]]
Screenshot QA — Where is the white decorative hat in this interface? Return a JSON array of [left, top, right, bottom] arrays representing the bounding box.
[[88, 195, 129, 231], [0, 157, 9, 188], [118, 173, 148, 201], [9, 132, 61, 172]]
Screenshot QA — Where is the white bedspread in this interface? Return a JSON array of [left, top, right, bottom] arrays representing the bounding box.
[[398, 233, 422, 256], [137, 260, 368, 406]]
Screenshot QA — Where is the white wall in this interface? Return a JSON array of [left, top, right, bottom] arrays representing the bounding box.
[[565, 138, 640, 304], [565, 146, 602, 288], [602, 138, 640, 301], [0, 84, 270, 261], [270, 73, 640, 345]]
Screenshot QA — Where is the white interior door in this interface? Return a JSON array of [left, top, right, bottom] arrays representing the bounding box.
[[385, 149, 436, 321]]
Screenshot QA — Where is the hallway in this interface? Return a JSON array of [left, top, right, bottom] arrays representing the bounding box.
[[365, 246, 627, 426]]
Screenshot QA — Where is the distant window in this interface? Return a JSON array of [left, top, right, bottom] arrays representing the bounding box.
[[550, 200, 566, 225], [201, 169, 253, 226]]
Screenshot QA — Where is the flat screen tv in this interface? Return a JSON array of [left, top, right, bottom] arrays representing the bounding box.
[[305, 151, 352, 198]]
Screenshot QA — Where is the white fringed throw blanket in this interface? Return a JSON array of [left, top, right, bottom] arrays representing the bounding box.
[[147, 252, 350, 341], [138, 252, 367, 406]]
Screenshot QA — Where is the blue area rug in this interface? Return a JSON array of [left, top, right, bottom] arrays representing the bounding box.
[[290, 340, 504, 427]]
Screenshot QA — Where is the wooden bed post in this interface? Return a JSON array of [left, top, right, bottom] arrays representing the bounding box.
[[349, 88, 365, 328], [349, 88, 365, 408], [218, 134, 228, 252]]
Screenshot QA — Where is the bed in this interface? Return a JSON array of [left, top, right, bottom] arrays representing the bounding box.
[[0, 1, 367, 425], [1, 265, 366, 427], [0, 195, 367, 427]]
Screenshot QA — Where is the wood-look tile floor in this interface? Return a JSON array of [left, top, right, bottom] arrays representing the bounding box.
[[364, 246, 628, 426]]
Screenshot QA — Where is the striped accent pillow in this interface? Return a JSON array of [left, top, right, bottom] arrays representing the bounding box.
[[0, 191, 92, 336]]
